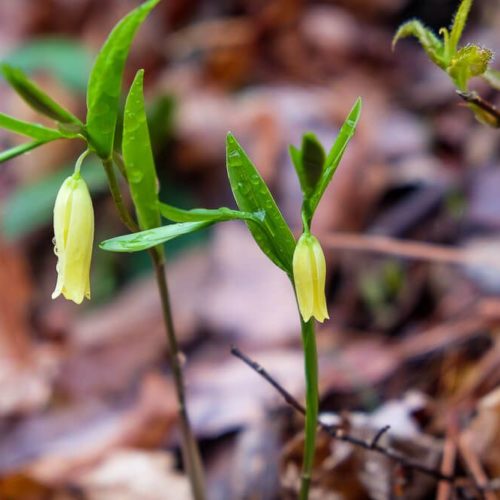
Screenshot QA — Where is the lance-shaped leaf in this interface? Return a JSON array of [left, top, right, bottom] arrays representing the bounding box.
[[393, 20, 446, 69], [100, 221, 211, 252], [0, 112, 74, 141], [226, 133, 296, 273], [307, 98, 361, 217], [290, 132, 325, 199], [0, 140, 50, 163], [448, 44, 493, 90], [160, 203, 262, 224], [449, 0, 472, 55], [86, 0, 160, 159], [122, 70, 161, 231], [1, 65, 82, 126]]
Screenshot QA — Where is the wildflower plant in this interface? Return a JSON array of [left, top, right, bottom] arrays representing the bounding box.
[[393, 0, 500, 127], [0, 0, 361, 497], [0, 1, 204, 499], [102, 101, 362, 498]]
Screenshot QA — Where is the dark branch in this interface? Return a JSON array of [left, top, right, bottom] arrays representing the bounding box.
[[230, 345, 500, 493], [456, 90, 500, 128]]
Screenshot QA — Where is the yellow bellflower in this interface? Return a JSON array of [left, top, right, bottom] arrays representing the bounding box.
[[52, 172, 94, 304], [293, 233, 329, 323]]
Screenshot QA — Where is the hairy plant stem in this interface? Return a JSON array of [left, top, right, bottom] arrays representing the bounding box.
[[101, 157, 206, 500], [299, 318, 318, 500]]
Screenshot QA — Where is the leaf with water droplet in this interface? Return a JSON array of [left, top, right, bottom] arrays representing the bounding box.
[[159, 202, 262, 224], [122, 69, 161, 232], [85, 0, 160, 159], [307, 98, 361, 218], [100, 221, 211, 252], [226, 133, 296, 273]]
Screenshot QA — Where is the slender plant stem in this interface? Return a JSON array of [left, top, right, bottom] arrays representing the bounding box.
[[101, 157, 206, 500], [151, 248, 206, 500], [299, 318, 318, 500], [102, 158, 138, 232]]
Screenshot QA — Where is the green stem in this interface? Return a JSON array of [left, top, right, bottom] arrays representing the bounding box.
[[299, 318, 318, 500], [102, 158, 138, 232], [101, 157, 206, 500], [150, 248, 206, 500]]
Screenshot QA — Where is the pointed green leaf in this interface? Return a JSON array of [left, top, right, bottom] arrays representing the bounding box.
[[86, 0, 160, 159], [3, 38, 93, 92], [1, 65, 83, 126], [122, 69, 160, 231], [483, 68, 500, 91], [100, 221, 211, 252], [449, 0, 472, 55], [308, 98, 361, 216], [160, 203, 261, 224], [226, 133, 296, 273], [0, 112, 73, 141], [290, 133, 325, 199], [0, 140, 50, 163], [448, 44, 493, 90], [393, 20, 446, 68]]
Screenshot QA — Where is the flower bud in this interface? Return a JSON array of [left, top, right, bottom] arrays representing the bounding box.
[[52, 173, 94, 304], [293, 233, 329, 323]]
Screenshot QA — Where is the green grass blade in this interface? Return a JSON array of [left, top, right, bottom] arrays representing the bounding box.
[[85, 0, 161, 159], [309, 98, 361, 215], [122, 70, 161, 231], [1, 64, 83, 126], [0, 112, 72, 141], [100, 221, 211, 252], [226, 133, 296, 273]]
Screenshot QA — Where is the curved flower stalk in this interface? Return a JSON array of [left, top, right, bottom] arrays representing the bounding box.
[[52, 169, 94, 304]]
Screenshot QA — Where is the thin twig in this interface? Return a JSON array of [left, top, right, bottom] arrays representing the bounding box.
[[370, 425, 391, 449], [456, 91, 500, 128], [230, 346, 488, 489]]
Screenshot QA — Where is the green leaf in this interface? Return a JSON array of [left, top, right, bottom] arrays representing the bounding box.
[[290, 133, 325, 199], [483, 68, 500, 90], [226, 133, 296, 273], [2, 159, 107, 239], [392, 20, 446, 68], [449, 0, 472, 55], [1, 64, 83, 126], [86, 0, 161, 159], [308, 98, 361, 216], [2, 38, 92, 92], [122, 70, 161, 231], [160, 202, 261, 224], [0, 112, 73, 141], [100, 221, 211, 252], [0, 140, 49, 163], [448, 44, 493, 90]]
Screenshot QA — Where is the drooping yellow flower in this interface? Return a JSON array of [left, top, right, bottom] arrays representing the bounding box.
[[52, 173, 94, 304], [293, 232, 329, 323]]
